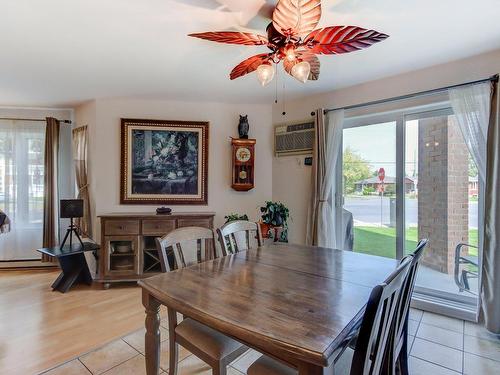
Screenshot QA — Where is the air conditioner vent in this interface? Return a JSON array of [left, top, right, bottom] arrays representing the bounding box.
[[274, 121, 315, 156]]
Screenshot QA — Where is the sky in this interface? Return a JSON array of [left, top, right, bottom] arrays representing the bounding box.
[[343, 120, 419, 178]]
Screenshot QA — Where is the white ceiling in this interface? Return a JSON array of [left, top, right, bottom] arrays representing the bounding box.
[[1, 0, 500, 107]]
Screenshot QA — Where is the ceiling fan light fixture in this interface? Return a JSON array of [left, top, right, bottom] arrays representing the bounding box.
[[291, 61, 310, 83], [283, 43, 297, 62], [256, 62, 275, 86]]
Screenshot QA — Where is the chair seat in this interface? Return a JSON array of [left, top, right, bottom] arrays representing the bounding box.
[[247, 348, 354, 375], [175, 318, 244, 360]]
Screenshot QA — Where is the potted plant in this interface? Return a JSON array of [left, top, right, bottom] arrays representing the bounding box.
[[224, 213, 249, 223], [259, 201, 290, 241]]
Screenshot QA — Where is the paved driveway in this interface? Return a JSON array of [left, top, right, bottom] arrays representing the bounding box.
[[344, 196, 478, 228]]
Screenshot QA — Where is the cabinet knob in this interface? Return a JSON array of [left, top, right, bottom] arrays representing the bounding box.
[[118, 225, 123, 230]]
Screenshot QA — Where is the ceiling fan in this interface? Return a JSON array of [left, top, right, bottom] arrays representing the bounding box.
[[188, 0, 389, 86]]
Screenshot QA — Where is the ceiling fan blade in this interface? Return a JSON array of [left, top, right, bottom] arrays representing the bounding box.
[[272, 0, 322, 38], [188, 31, 268, 45], [304, 26, 389, 55], [230, 53, 271, 80], [283, 51, 320, 80]]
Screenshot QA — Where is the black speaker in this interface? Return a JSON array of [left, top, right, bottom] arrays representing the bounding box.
[[60, 199, 83, 219]]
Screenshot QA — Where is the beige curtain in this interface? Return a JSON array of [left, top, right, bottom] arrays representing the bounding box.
[[72, 126, 92, 238], [482, 78, 500, 333], [306, 109, 344, 247], [42, 117, 60, 262]]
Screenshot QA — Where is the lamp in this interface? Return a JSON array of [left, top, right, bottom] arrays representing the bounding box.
[[291, 61, 311, 83], [256, 62, 275, 86], [59, 199, 84, 249]]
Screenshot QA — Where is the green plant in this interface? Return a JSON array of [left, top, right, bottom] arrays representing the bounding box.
[[260, 201, 290, 227], [362, 186, 375, 195], [224, 213, 249, 224]]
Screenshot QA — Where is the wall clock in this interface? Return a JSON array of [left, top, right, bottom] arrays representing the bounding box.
[[231, 138, 256, 191]]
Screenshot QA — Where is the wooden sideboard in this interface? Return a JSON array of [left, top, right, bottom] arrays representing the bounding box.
[[97, 212, 215, 288]]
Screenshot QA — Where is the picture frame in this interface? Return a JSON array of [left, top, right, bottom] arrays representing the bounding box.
[[120, 118, 209, 205]]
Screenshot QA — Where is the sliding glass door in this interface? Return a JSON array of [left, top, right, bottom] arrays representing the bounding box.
[[404, 109, 479, 312], [0, 120, 45, 260], [340, 106, 480, 317]]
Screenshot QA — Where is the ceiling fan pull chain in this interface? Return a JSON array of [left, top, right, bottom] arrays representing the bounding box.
[[275, 64, 279, 104], [282, 78, 286, 116]]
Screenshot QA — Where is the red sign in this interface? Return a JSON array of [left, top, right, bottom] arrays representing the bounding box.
[[378, 167, 385, 182]]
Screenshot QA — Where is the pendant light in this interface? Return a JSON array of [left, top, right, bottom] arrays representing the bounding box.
[[256, 62, 275, 86], [291, 61, 311, 83]]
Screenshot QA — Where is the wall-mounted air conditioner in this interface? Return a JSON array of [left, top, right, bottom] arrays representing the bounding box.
[[274, 121, 315, 156]]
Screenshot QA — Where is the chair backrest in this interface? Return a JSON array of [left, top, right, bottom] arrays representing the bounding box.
[[216, 220, 263, 256], [350, 256, 412, 375], [155, 226, 216, 271], [385, 239, 428, 371]]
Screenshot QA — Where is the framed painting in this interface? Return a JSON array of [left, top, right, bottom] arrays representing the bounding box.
[[120, 118, 209, 205]]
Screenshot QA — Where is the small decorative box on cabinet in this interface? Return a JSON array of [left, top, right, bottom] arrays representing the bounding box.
[[97, 212, 215, 288]]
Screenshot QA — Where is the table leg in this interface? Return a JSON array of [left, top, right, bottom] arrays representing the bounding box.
[[143, 289, 161, 375], [52, 253, 92, 293]]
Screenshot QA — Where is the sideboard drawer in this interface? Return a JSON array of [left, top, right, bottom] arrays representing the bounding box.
[[177, 218, 212, 229], [142, 219, 176, 235], [105, 220, 140, 235]]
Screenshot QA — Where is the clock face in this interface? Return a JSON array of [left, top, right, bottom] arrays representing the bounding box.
[[236, 147, 251, 162]]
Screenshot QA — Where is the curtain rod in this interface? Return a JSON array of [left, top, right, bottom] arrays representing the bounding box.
[[321, 74, 499, 115], [0, 117, 72, 124]]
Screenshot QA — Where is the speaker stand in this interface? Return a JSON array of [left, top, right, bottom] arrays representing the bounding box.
[[60, 217, 84, 249]]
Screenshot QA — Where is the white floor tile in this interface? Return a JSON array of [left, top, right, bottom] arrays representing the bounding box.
[[416, 323, 463, 350], [411, 338, 463, 373], [464, 334, 500, 362], [409, 356, 461, 375], [421, 312, 464, 333], [464, 352, 500, 375]]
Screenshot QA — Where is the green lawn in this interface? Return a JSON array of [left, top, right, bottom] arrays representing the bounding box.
[[353, 226, 479, 258]]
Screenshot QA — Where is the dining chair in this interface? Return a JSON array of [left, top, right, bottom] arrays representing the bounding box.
[[247, 256, 413, 375], [384, 239, 428, 375], [216, 220, 263, 256], [156, 226, 248, 375]]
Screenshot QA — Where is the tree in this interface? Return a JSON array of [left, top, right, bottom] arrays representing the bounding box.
[[343, 147, 372, 194], [469, 156, 478, 178]]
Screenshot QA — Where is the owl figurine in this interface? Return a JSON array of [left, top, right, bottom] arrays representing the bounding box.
[[238, 115, 249, 139]]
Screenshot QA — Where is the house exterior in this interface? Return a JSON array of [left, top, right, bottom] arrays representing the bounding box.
[[354, 176, 416, 194]]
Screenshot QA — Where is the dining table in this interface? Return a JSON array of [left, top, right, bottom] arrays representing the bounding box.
[[138, 243, 398, 375]]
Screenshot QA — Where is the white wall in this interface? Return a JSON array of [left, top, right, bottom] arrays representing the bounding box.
[[75, 98, 273, 240], [273, 49, 500, 245]]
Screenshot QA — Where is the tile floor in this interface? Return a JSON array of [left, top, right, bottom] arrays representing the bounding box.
[[40, 309, 500, 375]]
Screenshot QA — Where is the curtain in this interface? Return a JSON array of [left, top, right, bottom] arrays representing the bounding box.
[[449, 82, 489, 184], [483, 79, 500, 333], [0, 120, 46, 260], [449, 79, 500, 333], [72, 126, 92, 238], [306, 109, 344, 248], [42, 117, 60, 262]]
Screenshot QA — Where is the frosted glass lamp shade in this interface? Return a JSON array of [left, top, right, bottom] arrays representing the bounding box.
[[291, 61, 311, 83], [256, 63, 275, 86]]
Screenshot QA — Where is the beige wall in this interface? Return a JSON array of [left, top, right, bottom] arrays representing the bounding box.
[[75, 98, 273, 240], [273, 49, 500, 245]]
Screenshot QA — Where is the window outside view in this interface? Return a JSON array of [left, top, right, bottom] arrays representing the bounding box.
[[342, 114, 479, 300]]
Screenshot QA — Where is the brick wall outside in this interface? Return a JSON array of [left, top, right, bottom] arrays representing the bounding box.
[[418, 116, 469, 274]]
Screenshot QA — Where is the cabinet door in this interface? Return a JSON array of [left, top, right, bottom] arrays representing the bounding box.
[[103, 236, 140, 277]]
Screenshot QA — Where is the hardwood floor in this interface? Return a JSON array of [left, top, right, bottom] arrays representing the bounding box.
[[0, 269, 159, 374]]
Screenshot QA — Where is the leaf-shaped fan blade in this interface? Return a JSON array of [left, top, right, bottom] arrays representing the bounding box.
[[283, 51, 320, 80], [188, 31, 268, 45], [230, 53, 271, 80], [272, 0, 321, 38], [304, 26, 389, 55]]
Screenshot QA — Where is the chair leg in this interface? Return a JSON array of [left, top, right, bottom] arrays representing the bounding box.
[[398, 334, 410, 375], [169, 340, 179, 375]]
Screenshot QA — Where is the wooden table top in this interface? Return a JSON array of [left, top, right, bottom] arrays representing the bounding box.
[[139, 243, 397, 368]]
